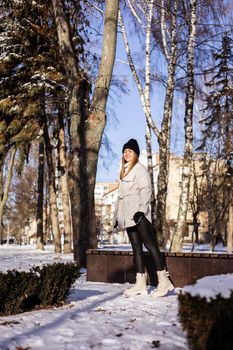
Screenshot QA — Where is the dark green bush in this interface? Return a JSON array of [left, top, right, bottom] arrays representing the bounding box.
[[0, 262, 80, 315], [179, 291, 233, 350]]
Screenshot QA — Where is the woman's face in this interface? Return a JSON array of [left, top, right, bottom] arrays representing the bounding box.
[[123, 148, 135, 163]]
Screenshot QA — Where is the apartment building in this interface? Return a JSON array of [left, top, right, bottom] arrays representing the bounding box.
[[94, 182, 119, 243]]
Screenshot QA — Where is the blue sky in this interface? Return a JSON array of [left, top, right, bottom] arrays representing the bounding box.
[[94, 1, 233, 183], [95, 10, 186, 182], [96, 59, 185, 182], [96, 81, 153, 182], [93, 10, 157, 182]]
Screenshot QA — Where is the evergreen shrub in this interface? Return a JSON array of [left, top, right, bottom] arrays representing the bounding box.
[[0, 263, 79, 316], [178, 291, 233, 350]]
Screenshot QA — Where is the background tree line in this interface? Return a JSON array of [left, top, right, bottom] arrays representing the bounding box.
[[0, 0, 232, 264]]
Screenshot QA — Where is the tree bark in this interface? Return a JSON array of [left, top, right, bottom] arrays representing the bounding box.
[[52, 0, 119, 265], [155, 0, 177, 248], [0, 146, 16, 243], [36, 141, 45, 250], [227, 205, 233, 253], [120, 1, 178, 248], [144, 0, 156, 232], [145, 125, 156, 230], [0, 146, 16, 221], [43, 121, 61, 253], [74, 0, 119, 265], [58, 111, 72, 253], [170, 0, 197, 251]]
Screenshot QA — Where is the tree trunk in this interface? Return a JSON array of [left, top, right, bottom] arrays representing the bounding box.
[[58, 111, 72, 253], [144, 0, 156, 233], [0, 146, 16, 243], [74, 0, 119, 266], [145, 125, 156, 230], [43, 121, 61, 253], [43, 187, 49, 242], [120, 1, 178, 248], [36, 141, 45, 250], [170, 0, 197, 251], [156, 139, 170, 248], [52, 0, 119, 265], [119, 8, 160, 139], [227, 205, 233, 253], [0, 146, 16, 222], [155, 0, 177, 248]]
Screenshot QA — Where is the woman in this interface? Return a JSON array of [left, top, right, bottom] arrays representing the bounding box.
[[114, 138, 174, 297]]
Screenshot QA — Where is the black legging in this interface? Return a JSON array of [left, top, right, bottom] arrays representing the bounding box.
[[126, 216, 164, 273]]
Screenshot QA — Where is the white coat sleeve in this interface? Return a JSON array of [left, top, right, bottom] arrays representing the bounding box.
[[137, 166, 152, 215], [112, 196, 119, 228]]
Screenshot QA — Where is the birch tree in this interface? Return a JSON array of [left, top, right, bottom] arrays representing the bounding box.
[[170, 0, 197, 251], [145, 125, 157, 229], [145, 1, 157, 231], [119, 1, 159, 234], [154, 0, 178, 247], [119, 0, 178, 246]]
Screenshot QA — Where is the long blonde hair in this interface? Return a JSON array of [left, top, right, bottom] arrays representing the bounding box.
[[119, 152, 138, 180]]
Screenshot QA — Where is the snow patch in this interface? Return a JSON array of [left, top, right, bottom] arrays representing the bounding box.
[[181, 274, 233, 300]]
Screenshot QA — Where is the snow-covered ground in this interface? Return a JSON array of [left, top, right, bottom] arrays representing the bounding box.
[[0, 244, 232, 350]]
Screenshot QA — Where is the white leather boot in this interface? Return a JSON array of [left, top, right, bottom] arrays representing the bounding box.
[[152, 270, 174, 298], [123, 273, 148, 297]]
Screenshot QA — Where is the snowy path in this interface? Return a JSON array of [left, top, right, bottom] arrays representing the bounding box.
[[0, 246, 188, 350]]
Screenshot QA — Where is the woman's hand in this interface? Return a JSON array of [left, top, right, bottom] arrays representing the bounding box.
[[133, 211, 144, 225]]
